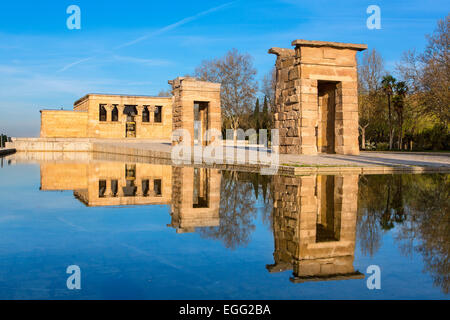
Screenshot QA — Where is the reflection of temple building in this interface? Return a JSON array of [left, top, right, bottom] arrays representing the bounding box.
[[39, 162, 220, 232], [268, 174, 364, 283]]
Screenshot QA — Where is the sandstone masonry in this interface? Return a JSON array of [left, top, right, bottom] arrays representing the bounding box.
[[269, 40, 367, 155]]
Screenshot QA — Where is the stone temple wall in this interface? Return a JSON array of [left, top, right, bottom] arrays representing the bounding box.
[[269, 40, 367, 155]]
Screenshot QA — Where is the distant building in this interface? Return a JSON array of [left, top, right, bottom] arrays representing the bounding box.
[[40, 77, 221, 144]]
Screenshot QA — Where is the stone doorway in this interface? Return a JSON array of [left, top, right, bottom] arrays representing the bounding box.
[[124, 105, 137, 138], [194, 102, 209, 146], [317, 81, 339, 154]]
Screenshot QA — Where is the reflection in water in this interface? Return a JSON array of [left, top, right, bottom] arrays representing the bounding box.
[[169, 166, 221, 233], [198, 171, 259, 249], [40, 162, 221, 234], [268, 174, 363, 283], [37, 161, 449, 293], [358, 174, 449, 294]]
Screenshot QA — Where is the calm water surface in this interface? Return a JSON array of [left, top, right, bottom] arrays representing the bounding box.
[[0, 155, 448, 299]]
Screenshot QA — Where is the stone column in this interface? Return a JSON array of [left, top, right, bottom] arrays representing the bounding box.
[[136, 179, 142, 197], [149, 178, 155, 196], [269, 48, 300, 154], [116, 104, 125, 138], [117, 176, 125, 197], [105, 180, 112, 197], [335, 82, 359, 155], [105, 104, 113, 122], [116, 104, 124, 122], [149, 105, 155, 123], [136, 105, 144, 138]]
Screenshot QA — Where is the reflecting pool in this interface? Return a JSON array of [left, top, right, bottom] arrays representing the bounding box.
[[0, 154, 448, 299]]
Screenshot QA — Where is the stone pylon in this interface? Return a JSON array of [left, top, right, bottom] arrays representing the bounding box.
[[269, 40, 367, 155]]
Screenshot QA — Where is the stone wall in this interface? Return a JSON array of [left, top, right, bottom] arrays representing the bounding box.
[[9, 138, 93, 152], [269, 40, 366, 155], [77, 94, 173, 140], [40, 94, 173, 140], [40, 110, 88, 138]]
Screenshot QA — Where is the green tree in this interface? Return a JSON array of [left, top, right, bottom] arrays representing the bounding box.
[[261, 96, 272, 142], [253, 98, 260, 131], [358, 48, 385, 149], [381, 75, 397, 150], [392, 81, 408, 149]]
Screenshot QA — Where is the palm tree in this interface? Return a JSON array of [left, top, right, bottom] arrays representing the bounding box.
[[393, 81, 408, 149], [381, 75, 397, 150]]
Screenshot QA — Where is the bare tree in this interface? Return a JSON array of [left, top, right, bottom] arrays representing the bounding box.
[[381, 75, 397, 150], [397, 15, 450, 127], [157, 89, 172, 97], [358, 48, 385, 149], [420, 15, 450, 127], [194, 49, 258, 139], [261, 67, 276, 108]]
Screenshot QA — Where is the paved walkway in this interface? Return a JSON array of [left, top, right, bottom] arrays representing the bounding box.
[[93, 140, 450, 174], [281, 151, 450, 167], [8, 137, 450, 174]]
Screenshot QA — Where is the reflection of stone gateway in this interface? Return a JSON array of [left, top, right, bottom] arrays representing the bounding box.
[[268, 174, 364, 283], [169, 167, 221, 233], [39, 162, 220, 232]]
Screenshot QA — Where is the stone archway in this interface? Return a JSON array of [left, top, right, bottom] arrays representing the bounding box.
[[269, 40, 367, 155]]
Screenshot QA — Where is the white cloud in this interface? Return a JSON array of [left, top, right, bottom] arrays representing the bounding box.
[[112, 55, 173, 67]]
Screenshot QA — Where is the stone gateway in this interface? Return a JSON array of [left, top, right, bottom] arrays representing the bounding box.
[[269, 39, 367, 155]]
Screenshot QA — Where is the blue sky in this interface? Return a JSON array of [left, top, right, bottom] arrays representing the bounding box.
[[0, 0, 448, 136]]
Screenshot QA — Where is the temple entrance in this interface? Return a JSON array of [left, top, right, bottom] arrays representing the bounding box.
[[317, 81, 338, 154], [123, 105, 137, 138], [193, 102, 208, 146]]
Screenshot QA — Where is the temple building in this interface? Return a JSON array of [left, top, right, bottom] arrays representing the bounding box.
[[40, 77, 221, 145]]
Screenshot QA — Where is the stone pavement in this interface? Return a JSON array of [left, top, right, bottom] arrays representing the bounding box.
[[93, 140, 450, 174], [7, 137, 450, 175]]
